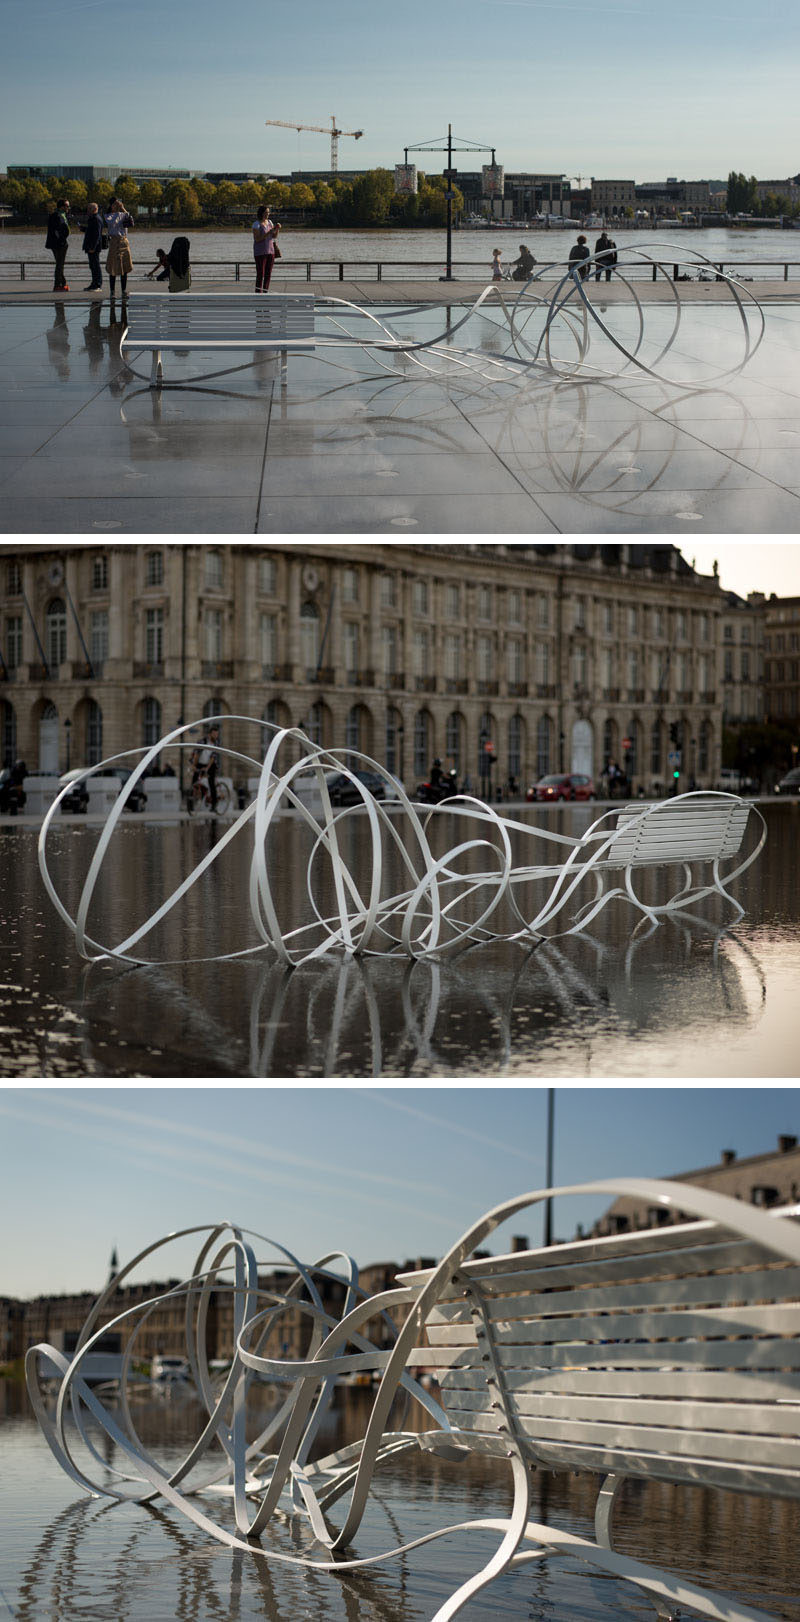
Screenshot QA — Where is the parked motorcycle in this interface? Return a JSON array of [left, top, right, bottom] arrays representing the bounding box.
[[415, 771, 458, 805]]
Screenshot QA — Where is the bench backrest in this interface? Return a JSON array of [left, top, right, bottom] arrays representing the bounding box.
[[123, 292, 315, 344], [606, 796, 750, 867], [400, 1213, 800, 1499]]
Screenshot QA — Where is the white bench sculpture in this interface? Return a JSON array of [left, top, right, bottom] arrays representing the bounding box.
[[120, 292, 316, 386], [37, 718, 766, 967], [27, 1183, 800, 1622]]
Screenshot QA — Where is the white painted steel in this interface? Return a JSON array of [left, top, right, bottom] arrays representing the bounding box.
[[37, 719, 766, 967], [26, 1183, 799, 1621], [117, 244, 766, 392]]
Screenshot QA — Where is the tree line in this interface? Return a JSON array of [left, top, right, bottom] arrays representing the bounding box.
[[1, 169, 466, 228], [726, 171, 800, 220]]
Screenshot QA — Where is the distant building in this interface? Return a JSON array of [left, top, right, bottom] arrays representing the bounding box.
[[720, 591, 765, 725], [593, 1135, 800, 1237], [763, 595, 800, 726], [8, 164, 204, 185], [590, 179, 636, 216], [634, 179, 711, 217]]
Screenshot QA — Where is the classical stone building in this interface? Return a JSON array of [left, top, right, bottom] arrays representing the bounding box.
[[0, 542, 727, 794], [720, 590, 765, 725], [763, 594, 800, 728], [593, 1134, 800, 1238]]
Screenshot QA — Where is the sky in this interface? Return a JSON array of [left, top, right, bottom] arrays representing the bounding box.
[[1, 1085, 797, 1297], [3, 0, 799, 182]]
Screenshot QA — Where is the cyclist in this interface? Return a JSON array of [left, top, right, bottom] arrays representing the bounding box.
[[189, 723, 220, 812]]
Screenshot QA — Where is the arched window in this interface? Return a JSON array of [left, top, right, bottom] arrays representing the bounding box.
[[625, 720, 639, 777], [446, 712, 463, 775], [385, 707, 402, 776], [346, 704, 362, 765], [1, 700, 16, 767], [46, 598, 67, 669], [307, 701, 325, 746], [698, 719, 710, 775], [143, 697, 162, 747], [603, 718, 616, 768], [650, 719, 662, 778], [87, 699, 103, 766], [300, 602, 320, 679], [508, 714, 523, 780], [413, 710, 430, 778], [537, 715, 552, 779]]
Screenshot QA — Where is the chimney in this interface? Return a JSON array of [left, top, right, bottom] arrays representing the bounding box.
[[511, 1235, 529, 1253], [720, 1149, 736, 1166], [778, 1135, 798, 1154]]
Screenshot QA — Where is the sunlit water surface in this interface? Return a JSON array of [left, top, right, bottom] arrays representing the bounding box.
[[0, 1383, 797, 1622], [0, 802, 797, 1078]]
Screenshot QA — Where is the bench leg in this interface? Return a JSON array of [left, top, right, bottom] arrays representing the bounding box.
[[280, 347, 288, 390], [150, 349, 163, 389], [431, 1453, 533, 1622], [596, 1474, 679, 1622]]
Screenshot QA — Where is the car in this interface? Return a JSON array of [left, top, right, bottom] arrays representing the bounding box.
[[324, 770, 386, 807], [526, 773, 594, 803], [58, 766, 148, 813], [775, 767, 800, 796]]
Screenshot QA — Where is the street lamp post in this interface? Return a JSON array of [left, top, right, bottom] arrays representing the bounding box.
[[401, 127, 500, 282]]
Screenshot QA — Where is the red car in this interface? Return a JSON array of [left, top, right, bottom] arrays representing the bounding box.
[[527, 773, 594, 803]]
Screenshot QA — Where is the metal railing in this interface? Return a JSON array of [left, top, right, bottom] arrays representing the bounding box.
[[2, 256, 800, 284]]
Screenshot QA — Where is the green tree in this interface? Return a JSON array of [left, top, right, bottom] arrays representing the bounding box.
[[139, 179, 163, 217], [311, 180, 335, 209], [114, 175, 140, 213], [91, 179, 114, 209], [288, 182, 316, 212], [212, 180, 240, 218], [264, 181, 291, 211], [24, 179, 53, 216], [192, 178, 216, 212], [64, 178, 88, 209], [0, 177, 24, 210]]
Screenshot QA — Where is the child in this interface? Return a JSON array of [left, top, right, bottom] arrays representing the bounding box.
[[491, 247, 503, 281]]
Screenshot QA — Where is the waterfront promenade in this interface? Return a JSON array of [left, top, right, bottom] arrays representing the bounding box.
[[2, 277, 800, 533]]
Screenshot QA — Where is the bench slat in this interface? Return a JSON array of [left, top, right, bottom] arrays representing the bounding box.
[[431, 1238, 784, 1301], [439, 1366, 800, 1402], [442, 1385, 800, 1438], [425, 1300, 800, 1347], [428, 1265, 800, 1323], [443, 1406, 800, 1469], [411, 1335, 800, 1373]]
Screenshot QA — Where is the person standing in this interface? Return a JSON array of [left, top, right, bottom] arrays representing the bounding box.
[[252, 205, 281, 293], [189, 723, 220, 812], [45, 198, 71, 291], [491, 247, 503, 281], [594, 229, 617, 282], [82, 202, 103, 290], [568, 234, 591, 281], [103, 197, 134, 300]]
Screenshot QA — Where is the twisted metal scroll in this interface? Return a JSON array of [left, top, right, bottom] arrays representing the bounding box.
[[38, 719, 766, 968], [27, 1183, 799, 1621]]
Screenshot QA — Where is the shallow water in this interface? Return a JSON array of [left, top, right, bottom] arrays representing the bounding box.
[[1, 801, 798, 1078], [1, 1383, 797, 1621]]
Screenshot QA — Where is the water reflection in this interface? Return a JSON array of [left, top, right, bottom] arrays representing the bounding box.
[[1, 804, 796, 1078], [4, 1397, 798, 1621]]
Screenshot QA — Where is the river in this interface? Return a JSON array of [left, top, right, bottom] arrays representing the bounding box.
[[2, 225, 799, 278]]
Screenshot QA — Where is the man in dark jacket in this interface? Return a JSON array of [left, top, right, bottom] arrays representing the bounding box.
[[82, 202, 103, 290], [45, 198, 71, 291], [594, 229, 617, 282], [568, 234, 591, 281]]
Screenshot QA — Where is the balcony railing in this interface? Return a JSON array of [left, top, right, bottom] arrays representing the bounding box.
[[603, 688, 620, 701], [445, 677, 468, 694], [676, 689, 694, 703], [536, 683, 557, 699], [415, 675, 437, 693], [309, 665, 334, 685], [507, 681, 528, 698], [0, 665, 18, 682], [133, 660, 164, 679], [28, 662, 50, 681], [699, 690, 716, 704], [264, 663, 293, 683], [477, 679, 499, 696], [202, 660, 234, 680], [628, 688, 645, 703], [382, 671, 405, 690]]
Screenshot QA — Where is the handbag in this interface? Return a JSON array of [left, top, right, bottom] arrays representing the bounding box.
[[273, 244, 282, 259], [101, 230, 108, 249]]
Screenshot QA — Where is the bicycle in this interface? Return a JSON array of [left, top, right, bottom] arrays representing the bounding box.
[[186, 771, 231, 816]]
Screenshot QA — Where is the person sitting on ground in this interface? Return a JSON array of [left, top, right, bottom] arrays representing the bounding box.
[[146, 248, 170, 282], [568, 233, 591, 281], [511, 243, 536, 281]]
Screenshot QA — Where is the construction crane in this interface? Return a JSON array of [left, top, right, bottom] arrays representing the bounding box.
[[265, 115, 364, 174]]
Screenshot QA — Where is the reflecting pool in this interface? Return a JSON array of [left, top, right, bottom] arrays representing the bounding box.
[[0, 1382, 797, 1621], [1, 802, 798, 1078]]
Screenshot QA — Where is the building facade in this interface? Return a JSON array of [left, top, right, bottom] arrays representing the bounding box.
[[590, 179, 636, 216], [763, 595, 800, 727], [720, 590, 765, 725], [593, 1135, 800, 1238], [0, 543, 729, 794]]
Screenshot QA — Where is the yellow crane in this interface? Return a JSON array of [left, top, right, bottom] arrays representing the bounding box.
[[265, 115, 364, 174]]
